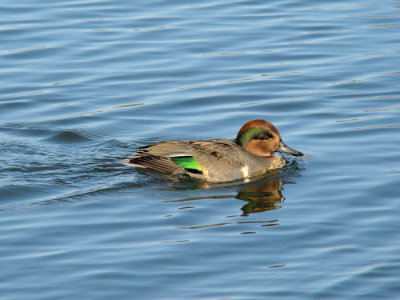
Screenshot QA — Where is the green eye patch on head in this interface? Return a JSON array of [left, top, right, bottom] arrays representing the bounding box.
[[236, 127, 271, 147]]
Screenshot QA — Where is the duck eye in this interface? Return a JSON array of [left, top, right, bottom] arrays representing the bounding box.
[[257, 134, 270, 141], [257, 131, 273, 140]]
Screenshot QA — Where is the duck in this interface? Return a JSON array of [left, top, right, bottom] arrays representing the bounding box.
[[121, 119, 303, 183]]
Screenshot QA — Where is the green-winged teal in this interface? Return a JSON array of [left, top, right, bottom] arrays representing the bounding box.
[[121, 119, 303, 182]]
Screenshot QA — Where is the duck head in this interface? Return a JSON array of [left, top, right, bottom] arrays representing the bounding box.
[[235, 119, 303, 157]]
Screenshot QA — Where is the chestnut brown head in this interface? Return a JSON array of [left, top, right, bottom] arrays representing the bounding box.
[[235, 119, 303, 157]]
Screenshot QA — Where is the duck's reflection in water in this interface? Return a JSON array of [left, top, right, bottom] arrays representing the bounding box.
[[237, 178, 284, 216], [165, 176, 293, 217]]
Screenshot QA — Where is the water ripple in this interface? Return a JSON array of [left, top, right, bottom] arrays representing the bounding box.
[[1, 0, 400, 298]]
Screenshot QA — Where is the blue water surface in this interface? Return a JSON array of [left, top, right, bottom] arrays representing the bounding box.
[[1, 0, 400, 299]]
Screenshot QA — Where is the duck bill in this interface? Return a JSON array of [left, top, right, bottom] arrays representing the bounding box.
[[276, 141, 303, 157]]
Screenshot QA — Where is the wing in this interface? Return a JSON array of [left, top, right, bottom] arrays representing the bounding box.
[[188, 139, 247, 168], [132, 141, 195, 158], [120, 156, 186, 174], [122, 139, 250, 180], [123, 141, 202, 175]]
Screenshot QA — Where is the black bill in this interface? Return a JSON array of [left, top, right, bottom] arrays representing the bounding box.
[[276, 141, 304, 157]]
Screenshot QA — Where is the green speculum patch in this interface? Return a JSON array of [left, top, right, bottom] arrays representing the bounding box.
[[171, 156, 202, 173]]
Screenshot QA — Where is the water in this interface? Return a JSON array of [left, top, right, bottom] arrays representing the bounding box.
[[1, 0, 400, 299]]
